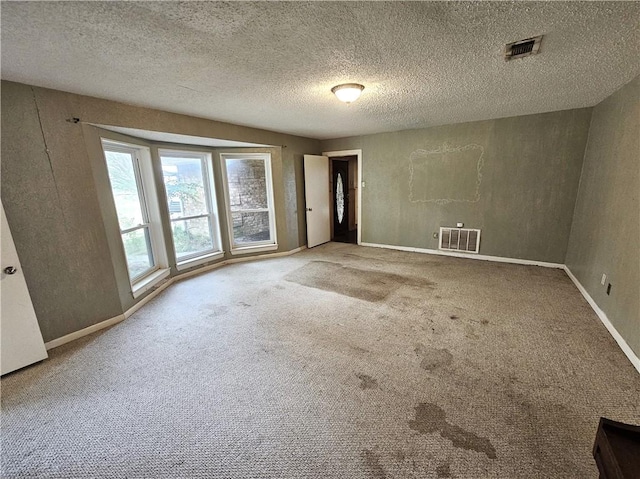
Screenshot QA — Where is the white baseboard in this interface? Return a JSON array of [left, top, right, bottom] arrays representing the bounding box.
[[360, 241, 638, 374], [563, 266, 640, 374], [45, 314, 125, 350], [44, 243, 638, 376], [124, 277, 173, 319], [45, 245, 307, 350], [360, 242, 565, 269], [173, 245, 307, 282]]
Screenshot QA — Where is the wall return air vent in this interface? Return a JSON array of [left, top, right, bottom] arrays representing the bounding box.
[[504, 35, 543, 61], [439, 227, 481, 253]]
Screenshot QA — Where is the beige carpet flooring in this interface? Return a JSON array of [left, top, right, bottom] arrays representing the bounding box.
[[1, 243, 639, 478]]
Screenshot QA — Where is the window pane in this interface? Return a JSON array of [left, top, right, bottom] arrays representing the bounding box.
[[336, 172, 345, 224], [232, 211, 270, 244], [122, 228, 153, 279], [160, 156, 207, 218], [171, 217, 214, 260], [104, 150, 144, 230], [225, 159, 268, 210]]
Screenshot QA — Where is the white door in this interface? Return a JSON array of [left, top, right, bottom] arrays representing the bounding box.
[[1, 201, 48, 375], [303, 155, 331, 248]]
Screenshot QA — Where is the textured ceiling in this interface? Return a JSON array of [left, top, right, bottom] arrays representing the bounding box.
[[2, 1, 638, 140]]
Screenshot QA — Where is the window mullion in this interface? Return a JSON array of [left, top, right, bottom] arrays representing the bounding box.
[[133, 156, 152, 224], [230, 208, 269, 213], [121, 223, 150, 235], [201, 158, 213, 216], [170, 213, 210, 222]]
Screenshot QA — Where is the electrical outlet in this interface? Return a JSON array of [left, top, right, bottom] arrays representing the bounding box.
[[601, 273, 607, 285], [607, 283, 612, 295], [456, 222, 464, 228], [361, 181, 366, 188]]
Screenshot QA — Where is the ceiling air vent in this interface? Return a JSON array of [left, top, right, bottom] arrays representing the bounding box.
[[504, 35, 543, 61]]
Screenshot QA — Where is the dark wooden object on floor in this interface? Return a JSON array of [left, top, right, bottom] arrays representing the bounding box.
[[593, 417, 640, 479]]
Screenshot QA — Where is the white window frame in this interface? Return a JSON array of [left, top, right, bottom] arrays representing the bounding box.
[[220, 152, 278, 255], [101, 139, 169, 297], [159, 149, 224, 270]]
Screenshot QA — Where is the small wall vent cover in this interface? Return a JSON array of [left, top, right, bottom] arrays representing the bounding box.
[[439, 227, 481, 253], [505, 36, 543, 61]]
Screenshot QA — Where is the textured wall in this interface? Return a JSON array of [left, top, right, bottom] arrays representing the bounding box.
[[321, 108, 592, 263], [566, 76, 640, 357], [1, 82, 123, 341], [1, 81, 319, 342]]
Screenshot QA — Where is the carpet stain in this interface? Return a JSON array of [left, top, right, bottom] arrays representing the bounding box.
[[392, 449, 405, 462], [414, 343, 453, 370], [361, 449, 387, 478], [285, 261, 435, 302], [350, 345, 370, 354], [449, 315, 459, 320], [436, 463, 452, 477], [409, 403, 497, 459], [356, 373, 378, 389], [464, 324, 480, 340], [204, 305, 229, 316]]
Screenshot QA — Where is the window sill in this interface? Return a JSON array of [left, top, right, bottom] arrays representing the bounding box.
[[176, 251, 225, 271], [230, 243, 278, 256], [132, 268, 171, 299]]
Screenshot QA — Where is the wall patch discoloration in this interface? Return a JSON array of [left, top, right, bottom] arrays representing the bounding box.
[[361, 449, 386, 479], [409, 143, 484, 205], [409, 403, 497, 459], [356, 373, 378, 389]]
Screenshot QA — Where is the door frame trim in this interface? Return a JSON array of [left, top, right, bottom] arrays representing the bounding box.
[[322, 149, 362, 245]]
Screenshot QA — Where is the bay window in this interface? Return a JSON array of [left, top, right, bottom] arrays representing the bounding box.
[[220, 153, 277, 254], [159, 149, 222, 269], [101, 140, 168, 293]]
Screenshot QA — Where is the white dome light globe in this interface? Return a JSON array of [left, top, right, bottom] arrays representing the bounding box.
[[331, 83, 365, 103]]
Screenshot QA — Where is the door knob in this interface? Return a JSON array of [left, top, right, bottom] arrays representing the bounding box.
[[4, 266, 17, 275]]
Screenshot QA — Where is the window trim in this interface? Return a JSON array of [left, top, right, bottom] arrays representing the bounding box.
[[158, 148, 223, 266], [101, 139, 169, 291], [219, 152, 278, 255]]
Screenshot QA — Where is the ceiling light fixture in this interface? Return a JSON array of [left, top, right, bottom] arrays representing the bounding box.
[[331, 83, 365, 103]]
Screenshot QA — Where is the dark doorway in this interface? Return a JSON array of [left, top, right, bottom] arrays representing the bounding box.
[[331, 158, 357, 243]]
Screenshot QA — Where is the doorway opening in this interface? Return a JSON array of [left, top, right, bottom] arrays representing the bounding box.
[[330, 156, 358, 244], [303, 149, 361, 249]]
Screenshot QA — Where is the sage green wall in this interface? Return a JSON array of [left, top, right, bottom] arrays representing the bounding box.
[[321, 108, 593, 263], [1, 80, 319, 342], [566, 76, 640, 358]]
